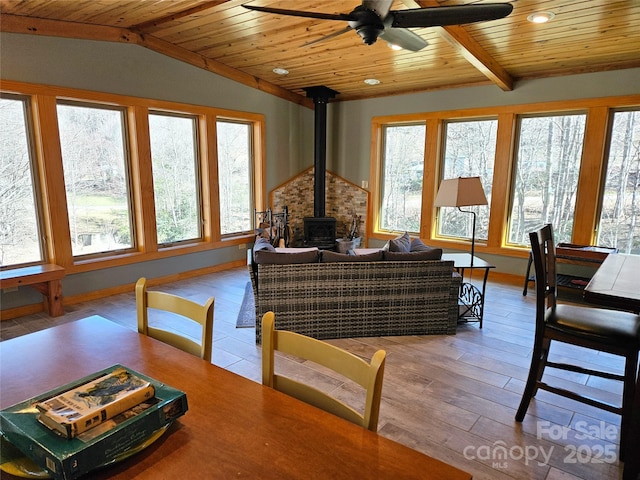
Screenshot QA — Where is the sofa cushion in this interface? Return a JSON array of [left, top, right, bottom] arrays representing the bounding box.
[[275, 247, 318, 253], [384, 250, 443, 261], [354, 250, 384, 261], [321, 250, 383, 262], [254, 249, 319, 264], [388, 232, 411, 252], [254, 237, 275, 252]]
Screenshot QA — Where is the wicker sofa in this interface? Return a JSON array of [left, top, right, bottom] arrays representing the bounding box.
[[249, 246, 461, 344]]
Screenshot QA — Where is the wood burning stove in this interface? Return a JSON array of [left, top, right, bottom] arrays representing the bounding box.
[[303, 217, 336, 249]]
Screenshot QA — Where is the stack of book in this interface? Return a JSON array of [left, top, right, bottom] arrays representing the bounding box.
[[36, 367, 156, 439], [0, 364, 188, 480]]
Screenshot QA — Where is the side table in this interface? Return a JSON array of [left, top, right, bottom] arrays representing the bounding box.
[[442, 253, 495, 328]]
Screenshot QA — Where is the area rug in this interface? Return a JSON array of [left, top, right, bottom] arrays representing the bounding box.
[[236, 282, 256, 328]]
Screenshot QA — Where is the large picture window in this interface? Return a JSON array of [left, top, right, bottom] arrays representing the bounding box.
[[149, 112, 202, 245], [438, 119, 496, 242], [379, 124, 426, 233], [217, 120, 253, 235], [0, 95, 44, 267], [597, 109, 640, 254], [508, 113, 587, 246], [57, 102, 134, 257]]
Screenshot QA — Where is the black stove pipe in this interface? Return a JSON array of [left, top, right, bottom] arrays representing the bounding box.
[[303, 86, 338, 217]]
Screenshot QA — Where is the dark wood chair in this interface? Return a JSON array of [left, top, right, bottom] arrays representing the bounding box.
[[515, 224, 640, 463]]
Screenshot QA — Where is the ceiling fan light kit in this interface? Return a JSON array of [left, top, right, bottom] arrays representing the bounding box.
[[243, 1, 513, 52]]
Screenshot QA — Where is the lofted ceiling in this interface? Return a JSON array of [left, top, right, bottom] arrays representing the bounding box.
[[1, 0, 639, 107]]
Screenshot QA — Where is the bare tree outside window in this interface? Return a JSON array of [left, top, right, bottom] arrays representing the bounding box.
[[57, 102, 134, 257], [438, 119, 496, 242], [597, 109, 640, 254], [217, 121, 252, 235], [380, 124, 426, 233], [508, 114, 586, 246], [149, 113, 201, 245], [0, 96, 43, 266]]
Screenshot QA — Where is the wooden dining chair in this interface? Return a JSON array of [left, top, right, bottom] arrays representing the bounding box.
[[515, 224, 640, 459], [261, 311, 386, 432], [135, 277, 214, 362]]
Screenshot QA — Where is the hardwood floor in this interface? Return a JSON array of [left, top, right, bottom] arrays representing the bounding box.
[[0, 266, 629, 480]]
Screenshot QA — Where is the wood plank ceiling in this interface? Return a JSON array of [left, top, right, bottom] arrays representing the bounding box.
[[1, 0, 639, 107]]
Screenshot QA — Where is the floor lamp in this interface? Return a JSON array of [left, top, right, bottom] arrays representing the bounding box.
[[434, 177, 488, 267]]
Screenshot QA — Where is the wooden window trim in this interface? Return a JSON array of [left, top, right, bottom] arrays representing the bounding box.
[[1, 80, 265, 275], [370, 94, 640, 259]]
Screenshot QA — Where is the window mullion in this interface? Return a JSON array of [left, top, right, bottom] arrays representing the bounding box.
[[128, 106, 157, 253], [32, 94, 73, 267], [488, 112, 516, 249], [202, 114, 219, 242], [573, 106, 609, 245]]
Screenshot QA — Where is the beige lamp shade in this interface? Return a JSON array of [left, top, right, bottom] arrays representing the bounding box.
[[434, 177, 488, 207]]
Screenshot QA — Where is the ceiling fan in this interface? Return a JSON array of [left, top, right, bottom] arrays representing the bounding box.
[[243, 1, 513, 52]]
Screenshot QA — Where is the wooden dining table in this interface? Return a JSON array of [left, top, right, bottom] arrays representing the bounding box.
[[584, 253, 640, 313], [583, 254, 640, 480], [0, 315, 472, 480]]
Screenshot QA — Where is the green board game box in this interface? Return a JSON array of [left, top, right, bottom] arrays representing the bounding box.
[[0, 364, 188, 480]]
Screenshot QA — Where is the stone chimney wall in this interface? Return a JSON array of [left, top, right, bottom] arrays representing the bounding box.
[[270, 167, 369, 247]]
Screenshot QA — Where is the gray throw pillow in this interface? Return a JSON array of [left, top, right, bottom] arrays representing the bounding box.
[[410, 239, 442, 259], [388, 232, 411, 252]]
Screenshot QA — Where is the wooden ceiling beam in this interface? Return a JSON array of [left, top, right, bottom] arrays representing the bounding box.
[[0, 13, 137, 44], [409, 0, 514, 91], [436, 24, 513, 91], [0, 14, 313, 108], [130, 0, 229, 33]]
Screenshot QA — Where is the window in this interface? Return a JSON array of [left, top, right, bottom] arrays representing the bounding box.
[[217, 120, 253, 235], [597, 109, 640, 254], [149, 113, 202, 245], [508, 113, 587, 246], [379, 124, 426, 233], [0, 95, 44, 267], [437, 119, 497, 242], [57, 102, 134, 257]]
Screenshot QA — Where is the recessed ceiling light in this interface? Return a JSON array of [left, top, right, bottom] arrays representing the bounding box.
[[272, 67, 289, 75], [364, 78, 380, 85], [527, 12, 555, 24]]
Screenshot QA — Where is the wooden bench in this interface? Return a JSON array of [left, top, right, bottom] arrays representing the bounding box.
[[0, 264, 65, 317]]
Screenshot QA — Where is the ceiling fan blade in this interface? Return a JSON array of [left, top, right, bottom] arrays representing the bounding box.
[[362, 0, 393, 19], [303, 26, 353, 47], [390, 3, 513, 28], [243, 4, 352, 22], [379, 27, 428, 52]]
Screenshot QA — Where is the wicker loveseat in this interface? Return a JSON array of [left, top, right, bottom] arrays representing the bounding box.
[[249, 245, 461, 344]]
